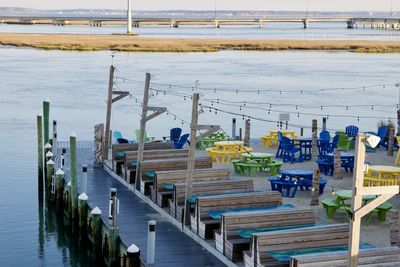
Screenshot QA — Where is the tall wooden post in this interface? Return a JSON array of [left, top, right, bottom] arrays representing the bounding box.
[[388, 123, 395, 156], [52, 120, 57, 156], [55, 169, 64, 206], [244, 119, 250, 147], [397, 110, 400, 135], [70, 134, 78, 222], [334, 149, 343, 180], [43, 100, 50, 145], [37, 115, 43, 190], [348, 134, 399, 266], [311, 119, 318, 160], [310, 169, 320, 206], [135, 73, 166, 190], [103, 65, 115, 161]]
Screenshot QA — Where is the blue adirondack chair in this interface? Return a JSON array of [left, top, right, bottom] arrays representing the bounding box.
[[174, 134, 189, 149], [276, 132, 285, 158], [345, 125, 359, 138], [318, 130, 331, 156], [327, 135, 339, 153], [170, 127, 182, 144], [281, 137, 302, 164], [376, 125, 389, 149]]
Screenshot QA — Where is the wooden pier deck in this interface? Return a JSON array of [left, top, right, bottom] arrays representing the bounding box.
[[63, 145, 226, 267]]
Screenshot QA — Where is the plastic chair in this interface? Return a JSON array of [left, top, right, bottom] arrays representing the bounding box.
[[174, 134, 189, 149], [275, 132, 285, 158], [327, 135, 339, 153], [170, 127, 182, 144], [281, 137, 302, 164], [336, 131, 352, 151], [345, 125, 359, 138], [113, 131, 123, 144], [377, 126, 389, 149], [135, 129, 155, 142], [318, 131, 331, 156]]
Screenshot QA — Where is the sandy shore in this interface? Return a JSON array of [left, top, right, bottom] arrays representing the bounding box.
[[2, 33, 400, 53]]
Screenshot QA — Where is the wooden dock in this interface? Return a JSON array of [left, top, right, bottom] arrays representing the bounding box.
[[61, 144, 227, 267]]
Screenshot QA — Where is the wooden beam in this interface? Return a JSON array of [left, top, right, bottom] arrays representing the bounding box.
[[112, 90, 129, 103], [103, 65, 115, 161], [355, 194, 396, 219], [357, 186, 399, 196]]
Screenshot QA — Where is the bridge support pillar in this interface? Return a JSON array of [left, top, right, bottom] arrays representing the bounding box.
[[302, 19, 309, 29], [347, 20, 355, 29]]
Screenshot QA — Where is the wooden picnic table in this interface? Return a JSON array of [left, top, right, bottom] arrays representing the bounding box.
[[364, 165, 400, 186]]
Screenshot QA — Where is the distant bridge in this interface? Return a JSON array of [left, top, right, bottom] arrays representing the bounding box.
[[1, 15, 400, 29]]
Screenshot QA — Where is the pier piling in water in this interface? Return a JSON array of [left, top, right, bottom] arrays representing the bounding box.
[[78, 193, 88, 235], [82, 164, 88, 194], [89, 207, 103, 257], [55, 169, 64, 206], [147, 220, 156, 264], [127, 244, 141, 267], [52, 120, 57, 155], [37, 115, 43, 189], [70, 133, 78, 222], [46, 159, 55, 195], [43, 100, 50, 145]]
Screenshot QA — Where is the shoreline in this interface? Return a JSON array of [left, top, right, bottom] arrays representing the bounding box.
[[2, 33, 400, 53]]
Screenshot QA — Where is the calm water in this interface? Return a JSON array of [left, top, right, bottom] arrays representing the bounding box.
[[2, 23, 400, 40], [1, 46, 399, 266]]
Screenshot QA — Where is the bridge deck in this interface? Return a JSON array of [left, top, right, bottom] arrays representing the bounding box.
[[63, 146, 225, 267]]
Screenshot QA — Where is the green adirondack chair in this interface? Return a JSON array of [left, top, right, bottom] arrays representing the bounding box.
[[335, 131, 352, 151], [135, 129, 155, 142]]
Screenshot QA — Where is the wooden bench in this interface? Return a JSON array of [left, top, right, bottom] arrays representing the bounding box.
[[169, 179, 254, 222], [191, 191, 283, 240], [150, 168, 230, 207], [138, 157, 212, 195], [215, 207, 315, 262], [243, 224, 349, 267], [123, 149, 189, 182], [111, 142, 173, 174], [290, 247, 400, 267]]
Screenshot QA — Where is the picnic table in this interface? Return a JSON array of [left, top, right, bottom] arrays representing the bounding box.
[[207, 204, 294, 220], [322, 189, 393, 222], [268, 169, 328, 198], [293, 137, 312, 160], [207, 140, 253, 163], [196, 132, 229, 149], [317, 152, 355, 176], [233, 152, 282, 176], [269, 243, 374, 263], [364, 165, 400, 186], [261, 130, 297, 148]]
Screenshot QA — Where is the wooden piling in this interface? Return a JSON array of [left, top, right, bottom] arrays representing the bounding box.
[[43, 100, 50, 145], [127, 244, 141, 267], [388, 123, 395, 156], [310, 169, 321, 206], [46, 159, 55, 195], [52, 120, 57, 155], [244, 119, 250, 147], [78, 193, 88, 234], [103, 65, 115, 161], [90, 207, 102, 257], [44, 143, 52, 179], [70, 133, 78, 221], [311, 119, 318, 160], [389, 210, 400, 246], [37, 115, 43, 189], [334, 149, 343, 180], [55, 169, 64, 206], [239, 128, 242, 141]]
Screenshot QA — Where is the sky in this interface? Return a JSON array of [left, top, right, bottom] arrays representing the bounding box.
[[0, 0, 398, 12]]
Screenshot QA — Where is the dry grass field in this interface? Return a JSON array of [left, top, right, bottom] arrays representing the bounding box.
[[2, 33, 400, 53]]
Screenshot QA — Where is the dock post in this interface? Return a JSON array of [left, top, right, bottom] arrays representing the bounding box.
[[90, 207, 102, 257], [232, 118, 236, 140], [108, 188, 120, 265], [55, 169, 65, 206], [127, 244, 141, 267], [322, 117, 327, 131], [43, 100, 50, 145], [239, 128, 242, 141], [147, 220, 156, 264], [70, 133, 78, 223], [44, 143, 52, 177], [37, 115, 44, 190], [81, 164, 88, 194], [244, 119, 251, 147], [334, 149, 343, 179], [310, 169, 320, 206], [78, 193, 88, 237], [46, 159, 55, 196], [300, 127, 304, 137], [52, 120, 57, 155], [311, 119, 318, 160], [45, 150, 53, 191]]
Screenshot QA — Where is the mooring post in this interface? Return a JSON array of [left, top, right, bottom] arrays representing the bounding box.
[[81, 164, 88, 194], [232, 118, 236, 140], [334, 149, 343, 180], [322, 117, 327, 131], [311, 119, 318, 160], [61, 148, 66, 170], [78, 193, 88, 235], [52, 120, 57, 155], [46, 159, 55, 196], [108, 188, 120, 265], [244, 119, 251, 147], [70, 133, 78, 222], [127, 244, 141, 267], [90, 207, 102, 257], [300, 127, 304, 137], [37, 115, 43, 190], [310, 169, 321, 206], [44, 143, 52, 177], [43, 100, 50, 145], [55, 169, 64, 206], [147, 220, 156, 264]]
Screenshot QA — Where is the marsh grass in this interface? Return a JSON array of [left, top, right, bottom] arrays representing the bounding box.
[[2, 33, 400, 53]]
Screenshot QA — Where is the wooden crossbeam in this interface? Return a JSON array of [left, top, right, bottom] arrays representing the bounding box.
[[112, 90, 129, 103]]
